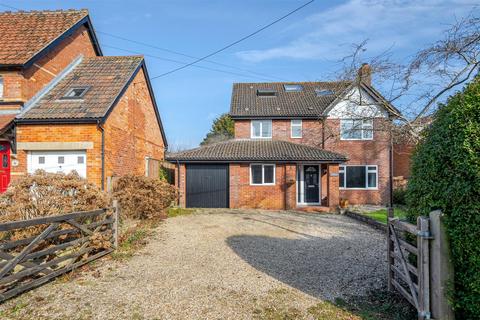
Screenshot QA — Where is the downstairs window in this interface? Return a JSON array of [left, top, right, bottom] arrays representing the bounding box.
[[339, 165, 377, 189]]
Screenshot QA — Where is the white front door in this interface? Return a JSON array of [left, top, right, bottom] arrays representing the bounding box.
[[27, 150, 87, 178]]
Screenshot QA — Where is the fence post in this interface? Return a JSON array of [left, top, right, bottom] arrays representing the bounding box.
[[429, 210, 455, 320], [387, 207, 394, 291], [417, 216, 430, 319], [112, 200, 120, 250]]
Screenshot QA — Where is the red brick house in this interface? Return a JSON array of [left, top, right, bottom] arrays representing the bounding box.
[[168, 66, 400, 210], [0, 9, 167, 191]]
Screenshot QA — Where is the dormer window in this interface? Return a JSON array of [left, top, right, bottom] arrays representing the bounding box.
[[256, 89, 276, 97], [315, 89, 334, 96], [62, 86, 90, 99], [284, 84, 303, 92]]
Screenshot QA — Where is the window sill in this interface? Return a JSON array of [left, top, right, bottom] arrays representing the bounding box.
[[250, 136, 272, 139], [339, 138, 374, 141], [340, 188, 378, 191], [250, 183, 276, 186]]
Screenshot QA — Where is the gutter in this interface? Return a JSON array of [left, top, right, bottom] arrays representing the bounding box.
[[97, 120, 105, 191]]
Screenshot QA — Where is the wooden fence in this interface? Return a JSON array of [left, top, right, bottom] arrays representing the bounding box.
[[0, 204, 119, 302], [387, 210, 455, 320]]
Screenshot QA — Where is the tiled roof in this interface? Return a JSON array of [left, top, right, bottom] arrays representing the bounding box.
[[0, 114, 16, 133], [166, 139, 347, 162], [0, 9, 89, 65], [18, 56, 143, 120], [230, 81, 351, 118]]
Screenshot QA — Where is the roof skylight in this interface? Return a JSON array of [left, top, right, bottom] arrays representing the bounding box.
[[256, 89, 276, 97], [284, 84, 303, 92], [62, 86, 90, 99], [315, 89, 335, 96]]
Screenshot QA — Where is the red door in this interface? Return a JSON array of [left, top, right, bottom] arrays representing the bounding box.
[[0, 142, 10, 193]]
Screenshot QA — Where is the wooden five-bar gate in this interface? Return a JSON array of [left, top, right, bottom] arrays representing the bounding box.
[[387, 210, 454, 320], [0, 205, 119, 302]]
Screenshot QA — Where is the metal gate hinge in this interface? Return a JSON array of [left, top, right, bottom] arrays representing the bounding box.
[[417, 230, 434, 240]]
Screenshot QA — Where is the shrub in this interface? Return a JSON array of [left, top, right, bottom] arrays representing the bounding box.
[[406, 78, 480, 318], [112, 175, 177, 220], [392, 187, 407, 205], [0, 170, 110, 223]]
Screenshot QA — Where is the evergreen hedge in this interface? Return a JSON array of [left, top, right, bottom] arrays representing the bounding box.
[[406, 78, 480, 318]]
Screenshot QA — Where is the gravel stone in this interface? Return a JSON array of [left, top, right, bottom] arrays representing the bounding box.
[[0, 209, 386, 319]]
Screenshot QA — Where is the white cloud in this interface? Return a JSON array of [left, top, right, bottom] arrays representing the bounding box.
[[236, 0, 477, 63]]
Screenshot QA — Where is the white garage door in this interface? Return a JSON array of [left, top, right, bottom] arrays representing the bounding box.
[[27, 151, 87, 178]]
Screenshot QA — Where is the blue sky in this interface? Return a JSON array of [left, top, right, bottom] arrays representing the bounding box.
[[4, 0, 478, 148]]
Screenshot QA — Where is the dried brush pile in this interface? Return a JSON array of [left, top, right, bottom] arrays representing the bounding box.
[[0, 170, 110, 223], [113, 175, 177, 220]]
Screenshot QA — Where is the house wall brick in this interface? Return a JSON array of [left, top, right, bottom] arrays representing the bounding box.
[[12, 68, 166, 190], [234, 118, 391, 205], [103, 67, 165, 184], [393, 143, 414, 179], [229, 163, 296, 210], [323, 118, 391, 205], [11, 124, 103, 185], [0, 25, 97, 104], [175, 163, 186, 207], [234, 119, 322, 147]]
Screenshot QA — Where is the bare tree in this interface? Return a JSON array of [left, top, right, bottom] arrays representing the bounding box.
[[328, 10, 480, 144]]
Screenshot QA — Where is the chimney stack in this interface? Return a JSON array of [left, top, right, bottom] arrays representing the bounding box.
[[358, 63, 372, 85]]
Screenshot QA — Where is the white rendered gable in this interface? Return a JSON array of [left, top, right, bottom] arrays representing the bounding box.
[[326, 87, 388, 119]]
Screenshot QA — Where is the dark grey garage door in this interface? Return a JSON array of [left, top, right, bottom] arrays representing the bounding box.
[[186, 164, 229, 208]]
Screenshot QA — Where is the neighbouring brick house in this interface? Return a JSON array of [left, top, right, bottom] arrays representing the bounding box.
[[168, 65, 401, 210], [0, 9, 167, 191]]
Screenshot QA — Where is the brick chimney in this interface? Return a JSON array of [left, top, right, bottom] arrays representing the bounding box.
[[358, 63, 372, 85]]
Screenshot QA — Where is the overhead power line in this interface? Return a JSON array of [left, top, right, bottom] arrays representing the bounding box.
[[97, 31, 288, 81], [150, 0, 315, 79], [103, 44, 278, 81]]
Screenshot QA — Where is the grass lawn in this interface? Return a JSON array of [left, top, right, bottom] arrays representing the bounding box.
[[361, 208, 408, 224]]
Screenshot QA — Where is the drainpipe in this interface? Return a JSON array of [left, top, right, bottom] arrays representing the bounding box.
[[97, 121, 105, 191], [176, 159, 181, 206]]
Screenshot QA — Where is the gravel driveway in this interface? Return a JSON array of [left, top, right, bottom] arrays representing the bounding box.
[[0, 209, 386, 320]]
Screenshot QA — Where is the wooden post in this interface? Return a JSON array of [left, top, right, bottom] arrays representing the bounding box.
[[417, 216, 430, 319], [429, 210, 455, 320], [112, 200, 120, 250], [387, 207, 394, 291]]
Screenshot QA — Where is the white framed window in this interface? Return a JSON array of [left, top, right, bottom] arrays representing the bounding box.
[[251, 120, 272, 138], [339, 165, 377, 189], [0, 76, 4, 98], [250, 164, 275, 185], [340, 119, 373, 140], [291, 119, 302, 138]]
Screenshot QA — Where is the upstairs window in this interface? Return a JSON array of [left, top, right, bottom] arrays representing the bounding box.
[[339, 165, 377, 189], [251, 120, 272, 138], [62, 86, 90, 99], [250, 164, 275, 185], [340, 119, 373, 140], [284, 84, 303, 92], [291, 120, 302, 138], [256, 89, 276, 97], [0, 76, 3, 98]]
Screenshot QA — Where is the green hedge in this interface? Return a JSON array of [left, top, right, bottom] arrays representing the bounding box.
[[406, 78, 480, 318]]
